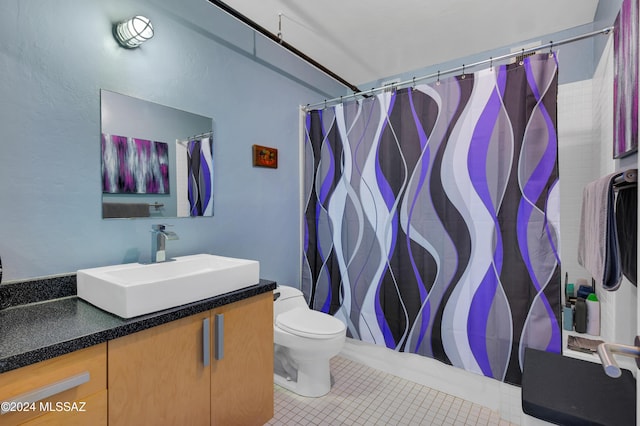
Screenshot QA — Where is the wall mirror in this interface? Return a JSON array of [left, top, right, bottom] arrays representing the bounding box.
[[100, 90, 214, 219]]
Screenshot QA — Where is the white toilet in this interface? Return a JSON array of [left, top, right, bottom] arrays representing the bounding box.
[[273, 286, 346, 397]]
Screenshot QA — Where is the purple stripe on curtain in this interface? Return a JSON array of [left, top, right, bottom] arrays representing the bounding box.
[[466, 80, 505, 377]]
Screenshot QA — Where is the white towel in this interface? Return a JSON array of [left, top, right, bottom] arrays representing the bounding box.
[[577, 172, 622, 291]]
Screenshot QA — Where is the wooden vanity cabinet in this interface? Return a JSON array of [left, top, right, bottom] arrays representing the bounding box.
[[107, 292, 274, 426], [0, 343, 107, 426]]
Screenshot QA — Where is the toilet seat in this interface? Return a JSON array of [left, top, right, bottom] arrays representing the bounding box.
[[276, 308, 345, 339]]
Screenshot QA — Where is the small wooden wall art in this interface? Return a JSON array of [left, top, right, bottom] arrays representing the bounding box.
[[252, 144, 278, 168]]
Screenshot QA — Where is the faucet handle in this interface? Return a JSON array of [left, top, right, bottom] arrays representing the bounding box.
[[151, 224, 173, 231]]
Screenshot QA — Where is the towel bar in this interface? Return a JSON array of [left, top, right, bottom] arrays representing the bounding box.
[[613, 168, 637, 191], [613, 168, 637, 185]]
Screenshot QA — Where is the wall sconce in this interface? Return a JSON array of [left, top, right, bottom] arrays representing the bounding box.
[[113, 16, 154, 49]]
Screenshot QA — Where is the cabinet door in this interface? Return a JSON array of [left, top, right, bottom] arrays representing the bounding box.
[[108, 312, 211, 426], [211, 292, 274, 426]]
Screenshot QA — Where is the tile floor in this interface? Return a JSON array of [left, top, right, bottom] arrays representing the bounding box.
[[266, 356, 517, 426]]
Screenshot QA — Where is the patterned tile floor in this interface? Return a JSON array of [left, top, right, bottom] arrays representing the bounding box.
[[266, 356, 517, 426]]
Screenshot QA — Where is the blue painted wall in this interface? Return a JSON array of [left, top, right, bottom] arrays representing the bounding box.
[[0, 0, 345, 283]]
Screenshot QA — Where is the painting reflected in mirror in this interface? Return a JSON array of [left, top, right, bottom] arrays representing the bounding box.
[[100, 90, 214, 218]]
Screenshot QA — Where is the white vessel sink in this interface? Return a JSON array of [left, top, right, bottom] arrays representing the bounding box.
[[77, 254, 260, 318]]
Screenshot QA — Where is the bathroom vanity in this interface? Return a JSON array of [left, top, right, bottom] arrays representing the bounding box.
[[0, 276, 276, 425], [109, 293, 273, 425]]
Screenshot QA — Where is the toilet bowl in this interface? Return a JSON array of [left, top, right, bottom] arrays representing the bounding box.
[[273, 286, 346, 397]]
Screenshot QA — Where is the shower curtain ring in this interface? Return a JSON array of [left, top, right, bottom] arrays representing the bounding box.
[[519, 49, 524, 65], [436, 71, 440, 86], [461, 64, 466, 79], [549, 41, 554, 57], [490, 57, 493, 70], [412, 77, 416, 91], [323, 100, 327, 110]]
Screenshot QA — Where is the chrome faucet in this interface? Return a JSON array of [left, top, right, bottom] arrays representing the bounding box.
[[151, 224, 179, 263], [596, 340, 640, 378]]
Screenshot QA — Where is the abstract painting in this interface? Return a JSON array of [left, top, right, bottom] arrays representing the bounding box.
[[613, 0, 639, 158], [102, 134, 170, 194]]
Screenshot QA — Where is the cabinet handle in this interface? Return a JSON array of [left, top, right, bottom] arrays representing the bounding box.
[[215, 313, 224, 360], [203, 317, 210, 367], [1, 371, 90, 415]]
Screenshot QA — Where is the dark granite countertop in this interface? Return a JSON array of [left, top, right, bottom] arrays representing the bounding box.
[[0, 278, 276, 374]]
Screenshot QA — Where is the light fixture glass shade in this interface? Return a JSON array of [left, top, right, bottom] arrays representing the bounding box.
[[114, 16, 154, 49]]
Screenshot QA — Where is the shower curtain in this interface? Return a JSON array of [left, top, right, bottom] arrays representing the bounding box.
[[303, 54, 561, 385], [187, 137, 214, 216]]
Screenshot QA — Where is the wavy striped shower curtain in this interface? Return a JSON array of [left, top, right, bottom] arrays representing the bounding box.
[[302, 54, 561, 385]]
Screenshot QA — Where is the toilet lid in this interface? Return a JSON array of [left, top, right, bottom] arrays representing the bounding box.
[[276, 308, 346, 339]]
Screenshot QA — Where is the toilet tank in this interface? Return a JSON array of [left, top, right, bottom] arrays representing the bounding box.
[[273, 286, 308, 318]]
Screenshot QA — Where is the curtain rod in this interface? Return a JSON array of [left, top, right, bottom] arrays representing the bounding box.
[[303, 26, 614, 112], [176, 131, 213, 145]]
